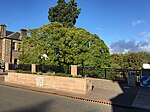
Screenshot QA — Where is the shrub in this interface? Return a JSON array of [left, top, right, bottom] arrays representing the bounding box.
[[32, 72, 37, 74], [15, 70, 32, 74], [37, 72, 43, 75], [73, 75, 82, 78], [45, 71, 55, 76], [54, 73, 72, 77]]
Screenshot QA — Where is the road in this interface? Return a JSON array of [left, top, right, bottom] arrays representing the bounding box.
[[0, 85, 149, 112]]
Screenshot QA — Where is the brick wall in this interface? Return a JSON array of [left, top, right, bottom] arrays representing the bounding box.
[[4, 72, 92, 94]]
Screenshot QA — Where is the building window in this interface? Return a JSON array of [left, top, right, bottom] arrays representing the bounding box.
[[18, 43, 21, 51], [12, 42, 15, 50], [14, 59, 18, 64]]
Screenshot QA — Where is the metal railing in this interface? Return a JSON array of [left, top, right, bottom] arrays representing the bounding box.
[[78, 66, 141, 80], [9, 64, 31, 71], [36, 65, 70, 74]]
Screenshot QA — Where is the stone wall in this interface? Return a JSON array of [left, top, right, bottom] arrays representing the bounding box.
[[1, 39, 11, 63], [0, 24, 23, 64], [4, 72, 92, 94], [12, 51, 21, 63], [0, 38, 21, 63], [0, 40, 2, 61]]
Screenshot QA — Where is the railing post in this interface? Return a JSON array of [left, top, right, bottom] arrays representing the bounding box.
[[82, 66, 84, 76], [104, 68, 107, 79]]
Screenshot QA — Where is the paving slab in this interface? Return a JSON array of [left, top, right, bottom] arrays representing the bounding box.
[[132, 87, 150, 110]]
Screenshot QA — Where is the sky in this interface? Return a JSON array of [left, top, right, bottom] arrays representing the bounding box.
[[1, 0, 150, 54]]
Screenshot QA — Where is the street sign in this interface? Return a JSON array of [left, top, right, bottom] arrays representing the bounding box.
[[140, 76, 150, 87]]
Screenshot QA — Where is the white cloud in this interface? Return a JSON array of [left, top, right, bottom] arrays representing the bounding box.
[[138, 44, 150, 52], [139, 31, 150, 38], [110, 40, 150, 54], [96, 27, 103, 30], [132, 20, 145, 26]]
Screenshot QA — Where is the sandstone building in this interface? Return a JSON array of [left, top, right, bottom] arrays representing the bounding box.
[[0, 24, 27, 64]]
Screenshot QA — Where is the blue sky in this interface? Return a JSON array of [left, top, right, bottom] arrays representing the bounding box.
[[1, 0, 150, 54]]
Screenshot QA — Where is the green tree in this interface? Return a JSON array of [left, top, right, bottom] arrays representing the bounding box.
[[111, 54, 124, 68], [19, 22, 111, 68], [111, 52, 150, 70], [48, 0, 81, 27]]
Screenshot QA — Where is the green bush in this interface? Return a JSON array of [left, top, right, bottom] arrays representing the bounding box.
[[32, 72, 37, 74], [45, 71, 55, 76], [84, 69, 104, 78], [54, 73, 72, 77], [15, 70, 32, 74], [73, 75, 82, 78], [37, 72, 43, 75]]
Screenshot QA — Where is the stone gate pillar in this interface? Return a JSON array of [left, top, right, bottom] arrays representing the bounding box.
[[32, 64, 37, 73], [71, 65, 78, 76], [5, 63, 9, 71]]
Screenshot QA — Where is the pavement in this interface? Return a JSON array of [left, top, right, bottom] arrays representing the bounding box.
[[0, 77, 150, 111], [89, 80, 140, 106], [132, 87, 150, 110]]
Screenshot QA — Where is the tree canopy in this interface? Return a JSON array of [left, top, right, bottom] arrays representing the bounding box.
[[48, 0, 81, 27], [19, 22, 111, 68], [111, 52, 150, 69]]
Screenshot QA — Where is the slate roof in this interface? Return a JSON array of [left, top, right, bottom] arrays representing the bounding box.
[[6, 31, 14, 36], [7, 32, 20, 40]]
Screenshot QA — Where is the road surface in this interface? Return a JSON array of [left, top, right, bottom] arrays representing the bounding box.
[[0, 85, 149, 112]]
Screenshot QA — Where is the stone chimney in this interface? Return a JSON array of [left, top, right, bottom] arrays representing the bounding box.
[[0, 24, 6, 38], [19, 29, 27, 40]]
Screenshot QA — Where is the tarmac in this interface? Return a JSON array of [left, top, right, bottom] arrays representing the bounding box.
[[132, 87, 150, 110], [0, 77, 150, 111]]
